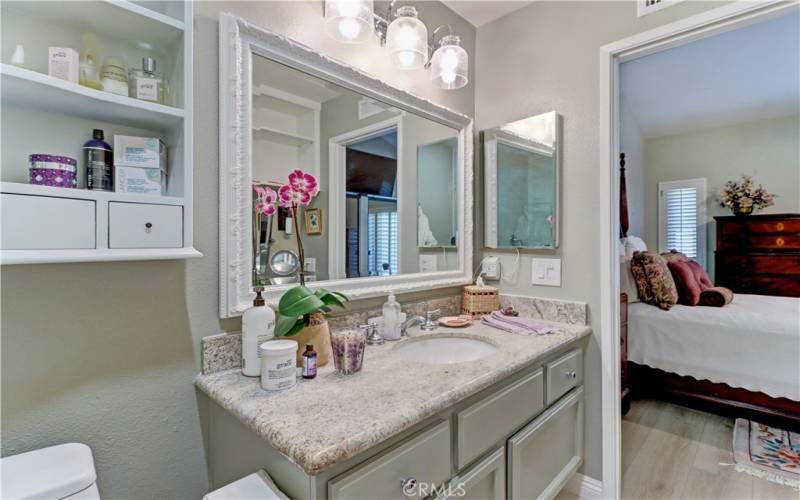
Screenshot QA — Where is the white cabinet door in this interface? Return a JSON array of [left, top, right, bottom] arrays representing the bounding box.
[[108, 202, 182, 248], [508, 387, 584, 500], [1, 193, 95, 250]]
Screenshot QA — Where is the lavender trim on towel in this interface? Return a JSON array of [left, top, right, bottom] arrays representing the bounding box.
[[480, 311, 558, 335]]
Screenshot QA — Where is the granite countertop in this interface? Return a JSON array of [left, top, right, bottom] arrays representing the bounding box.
[[195, 319, 591, 476]]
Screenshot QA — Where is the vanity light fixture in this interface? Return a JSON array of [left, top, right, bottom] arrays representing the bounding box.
[[386, 6, 428, 69], [324, 0, 469, 89], [324, 0, 375, 43]]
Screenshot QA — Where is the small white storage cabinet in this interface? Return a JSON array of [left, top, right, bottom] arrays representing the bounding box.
[[0, 0, 199, 264]]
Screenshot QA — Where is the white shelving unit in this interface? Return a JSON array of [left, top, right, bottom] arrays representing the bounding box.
[[0, 0, 199, 264], [252, 84, 320, 183]]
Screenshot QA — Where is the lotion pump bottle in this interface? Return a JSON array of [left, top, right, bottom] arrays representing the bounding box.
[[242, 287, 276, 377], [382, 292, 402, 341]]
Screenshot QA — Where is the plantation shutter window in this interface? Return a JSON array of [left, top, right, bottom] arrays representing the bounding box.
[[658, 178, 707, 267], [368, 210, 398, 276]]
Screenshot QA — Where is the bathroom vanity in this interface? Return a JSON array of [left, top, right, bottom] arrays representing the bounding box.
[[196, 321, 590, 499]]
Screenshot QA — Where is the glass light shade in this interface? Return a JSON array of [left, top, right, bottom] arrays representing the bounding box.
[[324, 0, 374, 43], [386, 6, 428, 69], [430, 35, 468, 89]]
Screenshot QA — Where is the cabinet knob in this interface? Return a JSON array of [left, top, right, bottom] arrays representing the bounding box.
[[565, 370, 577, 379], [400, 477, 418, 497], [145, 222, 153, 233], [776, 222, 785, 231], [776, 237, 785, 247]]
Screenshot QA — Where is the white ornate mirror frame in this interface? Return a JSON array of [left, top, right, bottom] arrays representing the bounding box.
[[219, 13, 474, 318]]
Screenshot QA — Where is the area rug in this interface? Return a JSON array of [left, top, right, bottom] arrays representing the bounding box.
[[733, 418, 800, 489]]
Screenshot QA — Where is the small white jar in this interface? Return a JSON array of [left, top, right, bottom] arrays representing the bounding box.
[[260, 340, 298, 391]]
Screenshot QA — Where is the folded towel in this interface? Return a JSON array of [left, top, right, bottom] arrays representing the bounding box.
[[480, 311, 558, 335], [699, 286, 734, 307]]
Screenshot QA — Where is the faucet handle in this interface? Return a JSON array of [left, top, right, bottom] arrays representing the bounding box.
[[361, 323, 385, 345], [421, 309, 440, 331], [425, 309, 441, 321]]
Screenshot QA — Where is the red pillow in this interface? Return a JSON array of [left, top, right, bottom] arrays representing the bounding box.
[[668, 260, 703, 306], [687, 260, 713, 289]]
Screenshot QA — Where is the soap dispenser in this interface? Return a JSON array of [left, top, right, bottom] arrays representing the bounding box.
[[382, 292, 402, 341], [241, 287, 276, 377]]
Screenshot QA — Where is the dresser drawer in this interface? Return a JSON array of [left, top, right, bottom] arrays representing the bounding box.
[[108, 202, 182, 248], [545, 349, 582, 405], [717, 254, 800, 276], [719, 234, 800, 251], [456, 369, 543, 469], [328, 420, 451, 499], [508, 387, 583, 500], [1, 193, 95, 250], [719, 218, 800, 235], [716, 274, 800, 297]]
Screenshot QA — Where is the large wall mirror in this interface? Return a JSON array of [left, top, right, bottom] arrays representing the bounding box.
[[483, 111, 560, 249], [219, 14, 473, 317]]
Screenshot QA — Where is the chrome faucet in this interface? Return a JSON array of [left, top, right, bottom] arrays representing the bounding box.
[[400, 309, 440, 336]]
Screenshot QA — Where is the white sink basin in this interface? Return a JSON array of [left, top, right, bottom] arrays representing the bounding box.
[[393, 335, 498, 364]]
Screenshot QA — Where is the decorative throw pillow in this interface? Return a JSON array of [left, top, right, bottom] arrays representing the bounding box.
[[661, 250, 690, 264], [620, 257, 641, 303], [668, 260, 703, 306], [699, 286, 734, 307], [630, 251, 678, 310], [687, 260, 713, 289]]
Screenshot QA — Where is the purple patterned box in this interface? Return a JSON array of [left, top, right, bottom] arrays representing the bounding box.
[[29, 154, 77, 188]]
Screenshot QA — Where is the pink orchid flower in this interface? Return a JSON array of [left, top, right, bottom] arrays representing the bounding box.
[[546, 215, 554, 225], [253, 183, 277, 216], [288, 169, 319, 196], [279, 184, 311, 208]]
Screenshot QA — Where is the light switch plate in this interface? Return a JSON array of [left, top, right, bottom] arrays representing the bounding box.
[[482, 256, 501, 280], [532, 258, 561, 287], [304, 257, 316, 273]]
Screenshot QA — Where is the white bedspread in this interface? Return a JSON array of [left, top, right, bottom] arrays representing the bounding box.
[[628, 294, 800, 401]]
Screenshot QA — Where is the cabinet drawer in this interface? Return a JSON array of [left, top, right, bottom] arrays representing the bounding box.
[[508, 387, 584, 500], [436, 447, 505, 500], [717, 254, 800, 276], [456, 369, 543, 468], [108, 202, 182, 249], [1, 193, 95, 250], [328, 420, 451, 500], [545, 349, 582, 405]]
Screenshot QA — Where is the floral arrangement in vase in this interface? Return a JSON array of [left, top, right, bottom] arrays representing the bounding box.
[[718, 175, 775, 216], [256, 169, 347, 366]]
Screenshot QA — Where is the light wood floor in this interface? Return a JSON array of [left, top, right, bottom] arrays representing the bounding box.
[[558, 399, 798, 500]]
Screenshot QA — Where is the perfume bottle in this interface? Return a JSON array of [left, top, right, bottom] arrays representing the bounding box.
[[129, 57, 166, 104], [79, 34, 102, 91]]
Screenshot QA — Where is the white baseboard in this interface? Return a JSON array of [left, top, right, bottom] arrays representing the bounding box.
[[565, 473, 604, 499]]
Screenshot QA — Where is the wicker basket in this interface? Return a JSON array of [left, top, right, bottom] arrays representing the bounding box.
[[461, 285, 499, 318]]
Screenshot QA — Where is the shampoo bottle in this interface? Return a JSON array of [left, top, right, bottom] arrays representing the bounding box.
[[382, 292, 402, 341], [241, 288, 276, 377]]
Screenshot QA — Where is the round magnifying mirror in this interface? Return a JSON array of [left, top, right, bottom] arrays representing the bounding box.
[[270, 249, 300, 277]]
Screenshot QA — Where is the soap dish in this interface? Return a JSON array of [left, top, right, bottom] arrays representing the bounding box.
[[438, 315, 473, 328]]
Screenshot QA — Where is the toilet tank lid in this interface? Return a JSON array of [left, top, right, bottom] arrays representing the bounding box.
[[1, 443, 97, 499]]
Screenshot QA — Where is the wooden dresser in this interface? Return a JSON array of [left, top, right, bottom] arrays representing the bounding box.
[[714, 213, 800, 297]]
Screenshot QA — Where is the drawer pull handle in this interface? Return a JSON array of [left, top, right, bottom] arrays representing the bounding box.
[[400, 477, 418, 497], [776, 237, 785, 247], [776, 222, 785, 231], [565, 370, 577, 379], [145, 222, 153, 233]]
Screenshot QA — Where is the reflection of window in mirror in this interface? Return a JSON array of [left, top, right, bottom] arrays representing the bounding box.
[[344, 129, 399, 278], [418, 137, 457, 248]]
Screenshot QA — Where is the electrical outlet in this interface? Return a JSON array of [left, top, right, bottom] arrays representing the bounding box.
[[482, 257, 501, 280], [532, 258, 561, 287], [304, 257, 316, 273]]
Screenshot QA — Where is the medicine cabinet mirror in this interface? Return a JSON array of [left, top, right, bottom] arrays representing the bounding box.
[[483, 111, 561, 250], [219, 14, 473, 317]]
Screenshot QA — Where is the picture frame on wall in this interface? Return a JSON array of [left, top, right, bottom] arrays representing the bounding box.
[[304, 208, 322, 235]]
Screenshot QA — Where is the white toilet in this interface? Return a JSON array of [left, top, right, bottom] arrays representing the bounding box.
[[1, 443, 100, 499]]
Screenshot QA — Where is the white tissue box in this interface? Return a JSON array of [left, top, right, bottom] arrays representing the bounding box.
[[113, 135, 168, 196], [48, 47, 78, 83]]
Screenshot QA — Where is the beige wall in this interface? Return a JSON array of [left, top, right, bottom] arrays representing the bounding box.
[[1, 2, 474, 498], [643, 114, 800, 277], [475, 0, 731, 481]]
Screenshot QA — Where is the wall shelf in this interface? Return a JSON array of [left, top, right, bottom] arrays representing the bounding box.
[[2, 0, 184, 48], [1, 65, 183, 132], [253, 126, 315, 146], [0, 1, 196, 264]]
